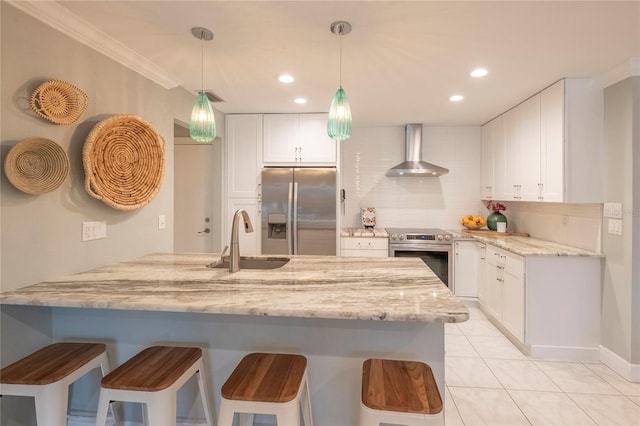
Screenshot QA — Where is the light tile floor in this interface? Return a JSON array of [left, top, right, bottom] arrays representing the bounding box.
[[445, 302, 640, 426]]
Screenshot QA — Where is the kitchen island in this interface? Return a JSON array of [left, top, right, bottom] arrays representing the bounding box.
[[0, 253, 468, 425]]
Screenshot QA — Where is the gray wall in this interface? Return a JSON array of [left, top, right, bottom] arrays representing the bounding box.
[[1, 3, 198, 293], [602, 76, 640, 366]]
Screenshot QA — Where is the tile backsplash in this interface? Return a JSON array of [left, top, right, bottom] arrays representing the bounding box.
[[341, 126, 485, 229]]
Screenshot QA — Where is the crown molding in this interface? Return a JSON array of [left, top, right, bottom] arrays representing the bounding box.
[[598, 58, 640, 88], [7, 0, 183, 89]]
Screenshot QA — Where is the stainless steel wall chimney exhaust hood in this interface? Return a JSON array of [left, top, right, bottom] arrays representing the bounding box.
[[386, 124, 449, 177]]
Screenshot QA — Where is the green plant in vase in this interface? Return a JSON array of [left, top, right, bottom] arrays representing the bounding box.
[[484, 201, 507, 231]]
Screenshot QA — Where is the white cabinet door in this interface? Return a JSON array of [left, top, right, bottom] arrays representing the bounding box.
[[226, 198, 261, 255], [476, 243, 487, 303], [504, 107, 521, 200], [263, 114, 336, 165], [501, 253, 525, 341], [226, 115, 263, 198], [518, 95, 542, 201], [540, 80, 564, 202], [263, 114, 299, 163], [299, 114, 336, 163], [492, 115, 508, 200], [481, 122, 494, 199], [484, 247, 502, 320], [454, 241, 479, 297]]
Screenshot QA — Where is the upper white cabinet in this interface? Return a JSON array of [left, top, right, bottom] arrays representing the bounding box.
[[263, 114, 336, 164], [482, 78, 604, 203], [226, 114, 263, 198]]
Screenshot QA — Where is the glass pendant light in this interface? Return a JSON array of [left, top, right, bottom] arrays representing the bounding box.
[[327, 21, 352, 141], [190, 27, 216, 143]]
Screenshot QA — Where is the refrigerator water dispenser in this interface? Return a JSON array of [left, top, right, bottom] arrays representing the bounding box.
[[267, 213, 287, 239]]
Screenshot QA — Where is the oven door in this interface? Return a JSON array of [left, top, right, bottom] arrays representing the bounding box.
[[389, 243, 453, 289]]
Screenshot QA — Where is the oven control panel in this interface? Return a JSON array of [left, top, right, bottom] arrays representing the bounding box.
[[389, 230, 451, 243]]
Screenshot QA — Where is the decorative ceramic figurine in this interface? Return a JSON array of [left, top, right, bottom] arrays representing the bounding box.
[[361, 207, 376, 229]]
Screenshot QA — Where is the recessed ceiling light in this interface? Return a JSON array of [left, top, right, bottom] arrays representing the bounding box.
[[449, 95, 464, 102], [278, 74, 295, 83], [470, 68, 488, 78], [294, 98, 307, 104]]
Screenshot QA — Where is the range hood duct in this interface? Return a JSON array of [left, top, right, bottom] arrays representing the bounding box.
[[386, 124, 449, 177]]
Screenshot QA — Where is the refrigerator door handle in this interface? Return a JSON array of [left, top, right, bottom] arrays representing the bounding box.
[[293, 182, 299, 254], [287, 182, 293, 255]]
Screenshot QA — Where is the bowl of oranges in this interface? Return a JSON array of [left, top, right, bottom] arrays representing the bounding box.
[[461, 214, 486, 230]]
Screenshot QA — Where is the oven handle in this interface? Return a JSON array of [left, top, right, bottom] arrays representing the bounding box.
[[389, 243, 453, 252]]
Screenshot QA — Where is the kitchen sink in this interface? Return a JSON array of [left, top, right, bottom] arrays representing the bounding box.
[[208, 257, 290, 270]]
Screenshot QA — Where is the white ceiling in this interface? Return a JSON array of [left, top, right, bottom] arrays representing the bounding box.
[[28, 1, 640, 126]]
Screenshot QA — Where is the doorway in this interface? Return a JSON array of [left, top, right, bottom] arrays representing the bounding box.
[[173, 122, 223, 253]]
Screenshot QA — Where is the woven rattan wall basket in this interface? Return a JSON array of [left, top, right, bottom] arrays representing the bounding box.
[[82, 115, 165, 210], [30, 80, 88, 125], [4, 137, 69, 195]]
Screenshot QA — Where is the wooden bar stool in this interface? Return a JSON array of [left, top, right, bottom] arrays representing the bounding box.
[[95, 345, 213, 426], [360, 358, 443, 426], [0, 342, 111, 425], [218, 352, 313, 426]]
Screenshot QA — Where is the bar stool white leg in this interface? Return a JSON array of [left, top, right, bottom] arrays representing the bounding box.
[[95, 389, 113, 426], [274, 403, 300, 425], [238, 413, 255, 426], [34, 385, 68, 426], [146, 391, 177, 426], [195, 360, 214, 426], [217, 398, 237, 425], [301, 373, 313, 426]]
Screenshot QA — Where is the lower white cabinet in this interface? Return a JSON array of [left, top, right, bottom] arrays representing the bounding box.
[[453, 240, 483, 297], [226, 198, 261, 255], [479, 242, 602, 361], [340, 237, 388, 257], [484, 245, 525, 341]]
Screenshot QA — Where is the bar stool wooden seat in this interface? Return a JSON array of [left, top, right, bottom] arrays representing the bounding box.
[[360, 358, 443, 426], [0, 342, 111, 425], [218, 352, 313, 426], [95, 345, 213, 426]]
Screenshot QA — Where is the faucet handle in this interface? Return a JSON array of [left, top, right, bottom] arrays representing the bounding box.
[[220, 245, 229, 259]]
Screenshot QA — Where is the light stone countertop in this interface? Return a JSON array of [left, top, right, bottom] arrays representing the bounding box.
[[453, 230, 603, 257], [0, 253, 468, 323], [340, 228, 389, 237]]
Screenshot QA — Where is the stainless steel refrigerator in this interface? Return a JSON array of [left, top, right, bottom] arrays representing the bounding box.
[[261, 167, 336, 255]]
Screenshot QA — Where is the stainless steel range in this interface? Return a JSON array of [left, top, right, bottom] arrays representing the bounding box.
[[387, 228, 453, 289]]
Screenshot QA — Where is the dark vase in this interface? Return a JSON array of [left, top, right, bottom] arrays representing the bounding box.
[[487, 211, 507, 231]]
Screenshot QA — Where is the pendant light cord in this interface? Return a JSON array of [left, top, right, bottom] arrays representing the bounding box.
[[200, 31, 204, 93], [339, 27, 343, 88]]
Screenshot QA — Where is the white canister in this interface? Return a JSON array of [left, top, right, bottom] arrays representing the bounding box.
[[496, 222, 507, 233]]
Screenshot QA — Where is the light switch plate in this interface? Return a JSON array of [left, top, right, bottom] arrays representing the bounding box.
[[158, 214, 166, 230], [604, 202, 623, 218], [82, 221, 107, 241], [607, 218, 622, 235]]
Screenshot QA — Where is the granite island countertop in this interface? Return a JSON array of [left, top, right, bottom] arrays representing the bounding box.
[[0, 253, 468, 323]]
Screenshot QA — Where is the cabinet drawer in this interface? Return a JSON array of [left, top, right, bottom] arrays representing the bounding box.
[[504, 253, 524, 279], [342, 249, 388, 258], [340, 237, 388, 251]]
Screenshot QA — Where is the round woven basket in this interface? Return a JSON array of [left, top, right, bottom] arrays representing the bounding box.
[[4, 138, 69, 195], [30, 79, 88, 125], [82, 115, 165, 210]]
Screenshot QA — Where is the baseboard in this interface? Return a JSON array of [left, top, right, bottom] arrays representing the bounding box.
[[529, 345, 601, 362], [600, 345, 640, 383]]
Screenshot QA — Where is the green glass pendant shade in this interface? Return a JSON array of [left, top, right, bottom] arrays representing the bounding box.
[[190, 91, 216, 142], [327, 87, 352, 141]]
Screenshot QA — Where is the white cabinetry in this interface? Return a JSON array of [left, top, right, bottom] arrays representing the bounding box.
[[453, 240, 482, 297], [484, 245, 525, 341], [481, 78, 603, 203], [479, 242, 602, 360], [340, 237, 388, 257], [263, 114, 336, 164], [225, 114, 263, 254]]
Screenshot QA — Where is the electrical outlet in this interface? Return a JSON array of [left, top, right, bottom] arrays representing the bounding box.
[[158, 214, 166, 230], [82, 221, 107, 241], [607, 218, 622, 235], [604, 202, 623, 218]]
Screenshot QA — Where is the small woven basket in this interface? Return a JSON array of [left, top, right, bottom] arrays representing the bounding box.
[[82, 115, 165, 210], [4, 138, 69, 195], [30, 79, 88, 125]]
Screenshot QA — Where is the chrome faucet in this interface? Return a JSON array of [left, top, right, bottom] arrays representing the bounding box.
[[230, 209, 254, 272]]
